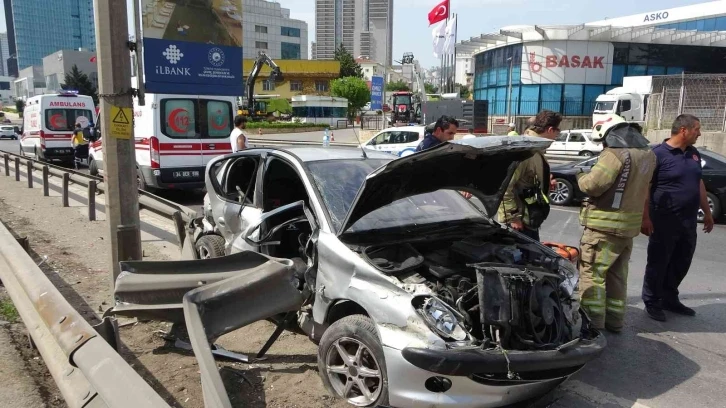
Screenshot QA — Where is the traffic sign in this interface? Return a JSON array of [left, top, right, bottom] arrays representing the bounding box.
[[109, 105, 132, 139]]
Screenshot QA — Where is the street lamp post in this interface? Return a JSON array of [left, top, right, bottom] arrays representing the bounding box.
[[506, 57, 514, 124]]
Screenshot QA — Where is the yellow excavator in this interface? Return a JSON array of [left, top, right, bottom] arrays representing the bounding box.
[[237, 52, 283, 121]]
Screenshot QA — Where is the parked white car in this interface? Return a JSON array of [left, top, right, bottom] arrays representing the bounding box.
[[362, 126, 425, 157], [546, 129, 602, 158], [0, 125, 18, 140]]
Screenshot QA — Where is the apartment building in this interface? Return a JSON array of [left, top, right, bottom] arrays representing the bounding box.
[[314, 0, 393, 65], [244, 0, 308, 60]]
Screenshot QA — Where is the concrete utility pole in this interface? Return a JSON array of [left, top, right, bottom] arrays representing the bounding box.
[[93, 0, 142, 287]]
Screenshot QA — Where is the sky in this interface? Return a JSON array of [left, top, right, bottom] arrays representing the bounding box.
[[0, 0, 711, 69]]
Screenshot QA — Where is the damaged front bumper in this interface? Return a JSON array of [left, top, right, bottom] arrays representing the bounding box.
[[400, 332, 606, 378]]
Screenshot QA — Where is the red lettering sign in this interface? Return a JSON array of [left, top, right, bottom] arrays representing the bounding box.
[[528, 54, 606, 71], [49, 101, 88, 108]]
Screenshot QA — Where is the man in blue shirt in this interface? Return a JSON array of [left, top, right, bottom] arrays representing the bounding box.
[[415, 115, 459, 152], [641, 114, 714, 322]]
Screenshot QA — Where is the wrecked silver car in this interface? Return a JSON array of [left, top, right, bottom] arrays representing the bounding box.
[[109, 136, 606, 408]]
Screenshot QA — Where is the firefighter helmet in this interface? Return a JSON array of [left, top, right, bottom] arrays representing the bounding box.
[[591, 114, 625, 142], [592, 114, 649, 148]]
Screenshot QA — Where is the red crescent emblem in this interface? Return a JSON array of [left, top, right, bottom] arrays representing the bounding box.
[[436, 5, 447, 16], [168, 108, 190, 133], [210, 109, 229, 131], [50, 113, 67, 129]]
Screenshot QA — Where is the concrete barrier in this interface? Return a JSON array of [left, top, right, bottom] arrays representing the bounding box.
[[647, 129, 726, 155]]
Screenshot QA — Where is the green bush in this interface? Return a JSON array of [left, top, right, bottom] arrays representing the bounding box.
[[247, 121, 322, 129], [2, 108, 18, 113]]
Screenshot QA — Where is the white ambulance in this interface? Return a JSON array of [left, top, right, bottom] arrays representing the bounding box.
[[89, 92, 235, 191], [20, 91, 95, 163]]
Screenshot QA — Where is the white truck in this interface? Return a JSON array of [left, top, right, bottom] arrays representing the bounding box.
[[593, 76, 652, 125]]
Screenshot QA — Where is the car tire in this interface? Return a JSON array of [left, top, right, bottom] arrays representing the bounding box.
[[698, 192, 721, 223], [89, 158, 99, 176], [318, 315, 389, 407], [195, 235, 226, 259], [549, 178, 574, 206], [137, 168, 150, 192], [579, 151, 594, 158]]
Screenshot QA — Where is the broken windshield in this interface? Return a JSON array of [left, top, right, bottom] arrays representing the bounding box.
[[306, 159, 484, 233]]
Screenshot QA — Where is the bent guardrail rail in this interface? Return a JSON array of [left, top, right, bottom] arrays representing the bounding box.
[[0, 220, 170, 408]]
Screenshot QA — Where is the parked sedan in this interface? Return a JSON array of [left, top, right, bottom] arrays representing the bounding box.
[[110, 137, 605, 408], [362, 125, 425, 157], [0, 125, 18, 140], [549, 148, 726, 223], [546, 129, 602, 158]]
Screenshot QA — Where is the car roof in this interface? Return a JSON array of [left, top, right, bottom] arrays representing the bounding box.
[[248, 146, 397, 163]]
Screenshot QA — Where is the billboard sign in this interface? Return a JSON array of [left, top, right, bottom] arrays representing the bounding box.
[[141, 0, 243, 96], [520, 41, 614, 86], [370, 76, 384, 110]]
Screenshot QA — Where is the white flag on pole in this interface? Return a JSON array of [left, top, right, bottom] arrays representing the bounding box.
[[432, 20, 446, 58], [443, 15, 457, 55]]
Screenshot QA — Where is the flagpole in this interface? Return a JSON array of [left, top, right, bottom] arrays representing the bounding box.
[[452, 13, 458, 94]]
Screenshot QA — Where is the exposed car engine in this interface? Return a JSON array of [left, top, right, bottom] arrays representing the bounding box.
[[361, 229, 583, 351]]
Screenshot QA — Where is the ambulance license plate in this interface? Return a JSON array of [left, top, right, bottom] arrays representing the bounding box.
[[173, 171, 199, 179]]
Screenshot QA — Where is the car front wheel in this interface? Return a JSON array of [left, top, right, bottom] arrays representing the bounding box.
[[579, 151, 594, 158], [698, 192, 721, 223], [549, 178, 574, 206], [318, 315, 389, 407], [195, 235, 226, 259]]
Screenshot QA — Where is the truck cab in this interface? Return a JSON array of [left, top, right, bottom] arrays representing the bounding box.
[[593, 91, 648, 124]]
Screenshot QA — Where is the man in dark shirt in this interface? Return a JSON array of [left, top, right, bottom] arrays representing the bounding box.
[[415, 115, 459, 152], [641, 114, 714, 322]]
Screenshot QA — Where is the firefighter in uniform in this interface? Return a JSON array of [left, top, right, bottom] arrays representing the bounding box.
[[576, 114, 656, 333]]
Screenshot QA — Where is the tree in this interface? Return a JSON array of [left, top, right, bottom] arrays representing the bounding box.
[[267, 98, 292, 114], [334, 44, 363, 78], [330, 76, 370, 123], [62, 65, 99, 105], [386, 80, 410, 92], [15, 99, 25, 118], [424, 82, 438, 94], [458, 84, 471, 99]]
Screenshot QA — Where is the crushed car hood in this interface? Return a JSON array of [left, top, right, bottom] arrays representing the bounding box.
[[338, 135, 553, 234]]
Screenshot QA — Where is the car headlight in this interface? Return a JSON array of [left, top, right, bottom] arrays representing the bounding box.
[[415, 296, 468, 342]]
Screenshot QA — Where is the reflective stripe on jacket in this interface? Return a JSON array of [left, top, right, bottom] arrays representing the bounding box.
[[577, 148, 656, 238]]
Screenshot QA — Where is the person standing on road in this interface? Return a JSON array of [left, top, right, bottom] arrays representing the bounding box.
[[576, 115, 656, 333], [415, 115, 459, 152], [641, 114, 714, 322], [230, 115, 248, 152], [497, 110, 562, 241], [507, 123, 519, 136], [462, 127, 476, 139]]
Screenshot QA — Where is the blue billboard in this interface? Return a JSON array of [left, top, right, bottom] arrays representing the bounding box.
[[141, 1, 243, 96], [370, 76, 384, 110]]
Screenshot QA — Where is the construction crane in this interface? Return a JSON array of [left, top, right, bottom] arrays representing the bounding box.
[[240, 52, 283, 120]]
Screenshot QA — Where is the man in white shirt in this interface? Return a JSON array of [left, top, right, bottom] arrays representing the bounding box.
[[230, 115, 248, 152]]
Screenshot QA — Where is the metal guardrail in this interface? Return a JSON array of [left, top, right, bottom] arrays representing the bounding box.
[[0, 151, 198, 248], [0, 220, 170, 408]]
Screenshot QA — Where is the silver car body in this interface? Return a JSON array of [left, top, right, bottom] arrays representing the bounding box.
[[113, 136, 606, 408]]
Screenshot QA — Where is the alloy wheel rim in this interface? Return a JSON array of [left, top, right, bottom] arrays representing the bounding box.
[[698, 197, 714, 219], [198, 246, 211, 259], [549, 181, 570, 204], [325, 337, 382, 406]]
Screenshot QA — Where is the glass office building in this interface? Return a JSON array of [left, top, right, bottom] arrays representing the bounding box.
[[462, 1, 726, 117], [4, 0, 96, 71]]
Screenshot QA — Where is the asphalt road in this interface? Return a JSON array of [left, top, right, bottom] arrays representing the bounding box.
[[2, 136, 725, 407], [536, 206, 726, 408]]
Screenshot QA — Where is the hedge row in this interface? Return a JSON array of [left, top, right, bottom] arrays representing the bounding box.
[[247, 121, 324, 129]]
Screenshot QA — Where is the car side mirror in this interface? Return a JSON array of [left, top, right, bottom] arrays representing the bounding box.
[[243, 200, 316, 247]]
